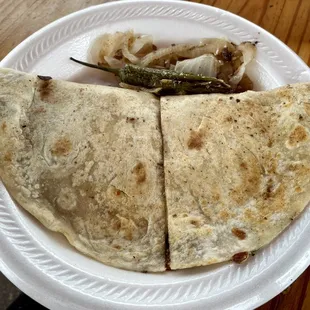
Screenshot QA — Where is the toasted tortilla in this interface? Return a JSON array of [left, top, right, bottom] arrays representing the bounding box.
[[0, 68, 166, 272], [161, 84, 310, 270]]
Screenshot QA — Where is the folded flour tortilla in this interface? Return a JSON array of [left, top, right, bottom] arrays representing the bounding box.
[[0, 68, 166, 272], [161, 84, 310, 269], [1, 67, 310, 272]]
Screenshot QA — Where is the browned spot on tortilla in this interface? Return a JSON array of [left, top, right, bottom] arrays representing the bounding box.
[[288, 125, 308, 146], [232, 228, 246, 240], [263, 179, 274, 200], [213, 192, 220, 201], [265, 155, 278, 174], [51, 138, 72, 156], [1, 122, 7, 131], [33, 107, 46, 113], [108, 209, 117, 217], [111, 219, 121, 231], [304, 103, 310, 116], [232, 252, 249, 263], [219, 210, 229, 221], [126, 117, 136, 123], [267, 139, 273, 147], [244, 208, 256, 221], [190, 219, 201, 227], [230, 156, 261, 205], [138, 217, 149, 230], [133, 162, 146, 184], [272, 184, 286, 211], [287, 163, 310, 177], [262, 183, 286, 214], [226, 116, 233, 122], [240, 162, 247, 169], [113, 244, 121, 249], [3, 151, 12, 162], [38, 78, 53, 100], [187, 130, 203, 150], [295, 186, 302, 193], [125, 230, 133, 241]]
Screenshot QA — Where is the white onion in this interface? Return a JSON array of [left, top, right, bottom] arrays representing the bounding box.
[[88, 31, 134, 64], [140, 44, 195, 67], [87, 31, 255, 91], [229, 42, 256, 87], [130, 35, 153, 54], [175, 54, 219, 77], [140, 38, 236, 67], [177, 39, 236, 58], [122, 44, 140, 64]]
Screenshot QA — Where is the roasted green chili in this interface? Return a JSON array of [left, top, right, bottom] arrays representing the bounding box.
[[70, 57, 231, 95]]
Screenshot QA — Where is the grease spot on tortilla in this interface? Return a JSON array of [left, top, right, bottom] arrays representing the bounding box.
[[51, 137, 72, 156], [187, 130, 203, 150]]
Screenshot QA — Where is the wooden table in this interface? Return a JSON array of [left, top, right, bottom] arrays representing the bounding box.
[[0, 0, 309, 309]]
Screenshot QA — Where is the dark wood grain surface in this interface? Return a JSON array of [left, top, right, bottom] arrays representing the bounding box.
[[0, 1, 309, 309]]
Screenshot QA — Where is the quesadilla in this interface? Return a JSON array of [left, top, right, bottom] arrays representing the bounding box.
[[0, 68, 166, 272], [161, 84, 310, 270], [1, 67, 310, 272]]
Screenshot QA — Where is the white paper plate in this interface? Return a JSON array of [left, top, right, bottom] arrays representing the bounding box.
[[1, 1, 310, 309]]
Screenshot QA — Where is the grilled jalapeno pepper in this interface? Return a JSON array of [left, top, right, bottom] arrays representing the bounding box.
[[70, 57, 231, 95]]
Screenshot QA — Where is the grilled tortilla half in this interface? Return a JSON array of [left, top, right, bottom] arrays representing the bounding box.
[[161, 84, 310, 270], [0, 68, 166, 272]]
